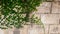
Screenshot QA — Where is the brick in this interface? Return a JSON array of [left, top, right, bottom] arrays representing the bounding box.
[[49, 25, 60, 33], [41, 14, 60, 24], [35, 2, 51, 14], [52, 2, 60, 13]]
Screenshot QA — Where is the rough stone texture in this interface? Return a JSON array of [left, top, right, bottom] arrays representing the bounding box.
[[49, 25, 60, 34], [46, 0, 53, 1], [13, 29, 20, 34], [5, 29, 14, 34], [44, 25, 49, 34], [52, 2, 60, 13], [35, 2, 51, 14], [46, 0, 60, 1], [41, 14, 60, 24], [54, 0, 60, 1], [0, 29, 4, 34], [20, 25, 28, 34], [27, 25, 44, 34]]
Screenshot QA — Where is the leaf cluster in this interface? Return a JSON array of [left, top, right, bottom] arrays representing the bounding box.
[[0, 0, 43, 29]]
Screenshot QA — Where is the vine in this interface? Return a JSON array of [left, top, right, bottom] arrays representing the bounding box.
[[0, 0, 44, 29]]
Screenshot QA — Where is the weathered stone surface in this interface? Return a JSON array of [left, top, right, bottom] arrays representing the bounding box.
[[13, 29, 20, 34], [46, 0, 53, 2], [52, 2, 60, 13], [27, 25, 44, 34], [0, 29, 4, 34], [44, 25, 49, 34], [46, 0, 60, 1], [41, 14, 60, 24], [54, 0, 60, 1], [49, 33, 58, 34], [20, 25, 29, 34], [35, 2, 51, 14], [1, 1, 60, 34], [18, 25, 49, 34], [4, 29, 14, 34], [49, 25, 60, 33]]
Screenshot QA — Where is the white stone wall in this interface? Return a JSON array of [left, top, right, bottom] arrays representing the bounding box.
[[0, 0, 60, 34]]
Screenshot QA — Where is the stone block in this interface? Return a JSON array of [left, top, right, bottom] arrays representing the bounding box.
[[41, 14, 60, 24], [35, 2, 51, 14], [54, 0, 60, 1], [49, 33, 58, 34], [46, 0, 53, 2], [20, 25, 29, 34], [4, 29, 14, 34], [49, 25, 60, 34], [46, 0, 60, 1], [0, 29, 4, 34], [13, 29, 20, 34], [44, 25, 49, 34], [27, 25, 44, 34], [52, 2, 60, 13]]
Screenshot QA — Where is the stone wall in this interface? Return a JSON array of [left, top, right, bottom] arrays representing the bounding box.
[[0, 0, 60, 34]]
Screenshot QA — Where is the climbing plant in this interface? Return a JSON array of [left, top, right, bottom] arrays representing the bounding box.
[[0, 0, 44, 29]]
